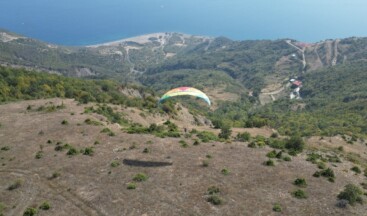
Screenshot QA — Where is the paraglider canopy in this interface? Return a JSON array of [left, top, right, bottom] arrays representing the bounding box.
[[159, 87, 211, 106]]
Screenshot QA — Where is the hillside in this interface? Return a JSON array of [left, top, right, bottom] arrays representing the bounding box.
[[1, 98, 367, 216], [2, 29, 367, 99]]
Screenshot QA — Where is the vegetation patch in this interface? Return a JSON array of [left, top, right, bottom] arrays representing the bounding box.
[[39, 201, 51, 210], [133, 173, 148, 182], [8, 179, 22, 190], [292, 189, 308, 199], [337, 184, 363, 206], [110, 160, 120, 167], [294, 178, 307, 187], [23, 207, 38, 216], [272, 203, 282, 212], [127, 182, 137, 190], [84, 118, 103, 126], [206, 186, 223, 205]]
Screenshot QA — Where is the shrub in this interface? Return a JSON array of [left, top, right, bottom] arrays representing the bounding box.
[[110, 160, 120, 167], [351, 166, 361, 174], [236, 132, 251, 142], [294, 178, 307, 187], [39, 201, 50, 210], [248, 142, 257, 148], [270, 132, 279, 138], [337, 184, 363, 206], [193, 140, 200, 146], [84, 118, 103, 126], [133, 173, 148, 182], [8, 179, 22, 190], [268, 138, 286, 149], [197, 131, 218, 142], [82, 147, 94, 156], [218, 126, 232, 140], [23, 207, 38, 216], [179, 140, 188, 148], [273, 203, 282, 212], [142, 148, 150, 153], [317, 162, 326, 170], [207, 186, 220, 195], [100, 128, 112, 133], [47, 140, 52, 144], [264, 159, 274, 166], [206, 154, 212, 159], [207, 195, 222, 205], [266, 150, 277, 158], [292, 189, 307, 199], [50, 172, 61, 179], [336, 199, 349, 208], [275, 151, 283, 159], [202, 160, 209, 167], [1, 146, 10, 151], [67, 147, 78, 156], [314, 168, 335, 182], [127, 182, 136, 190], [61, 120, 68, 125], [35, 151, 43, 159], [285, 136, 305, 154], [221, 168, 230, 175], [283, 156, 292, 161]]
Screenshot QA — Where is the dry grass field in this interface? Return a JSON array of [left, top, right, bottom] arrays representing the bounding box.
[[1, 98, 367, 216]]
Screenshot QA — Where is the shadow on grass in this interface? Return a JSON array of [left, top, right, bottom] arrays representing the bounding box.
[[123, 159, 173, 167]]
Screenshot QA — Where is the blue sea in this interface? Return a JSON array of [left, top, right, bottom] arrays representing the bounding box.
[[0, 0, 367, 46]]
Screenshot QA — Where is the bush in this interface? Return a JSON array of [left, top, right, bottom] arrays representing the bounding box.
[[314, 168, 335, 182], [285, 136, 305, 154], [336, 199, 349, 208], [50, 172, 61, 179], [236, 132, 251, 142], [179, 140, 188, 148], [133, 173, 148, 182], [270, 132, 279, 138], [193, 140, 200, 146], [207, 186, 220, 195], [351, 166, 361, 174], [207, 195, 222, 205], [8, 179, 22, 190], [61, 120, 68, 125], [294, 178, 307, 187], [264, 159, 274, 166], [1, 146, 10, 151], [39, 201, 50, 210], [110, 160, 120, 167], [66, 147, 78, 156], [221, 168, 230, 175], [197, 131, 218, 142], [142, 148, 150, 153], [292, 189, 307, 199], [266, 150, 277, 158], [283, 156, 291, 161], [82, 147, 94, 156], [218, 126, 232, 140], [23, 207, 38, 216], [127, 182, 136, 190], [35, 151, 43, 159], [337, 184, 363, 206], [202, 160, 209, 167], [268, 138, 286, 149], [273, 203, 282, 212]]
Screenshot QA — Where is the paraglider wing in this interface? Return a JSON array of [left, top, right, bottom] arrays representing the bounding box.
[[159, 87, 211, 106]]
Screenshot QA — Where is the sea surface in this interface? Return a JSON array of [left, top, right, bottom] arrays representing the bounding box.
[[0, 0, 367, 46]]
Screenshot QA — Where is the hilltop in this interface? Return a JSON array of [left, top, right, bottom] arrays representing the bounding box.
[[1, 98, 367, 216]]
